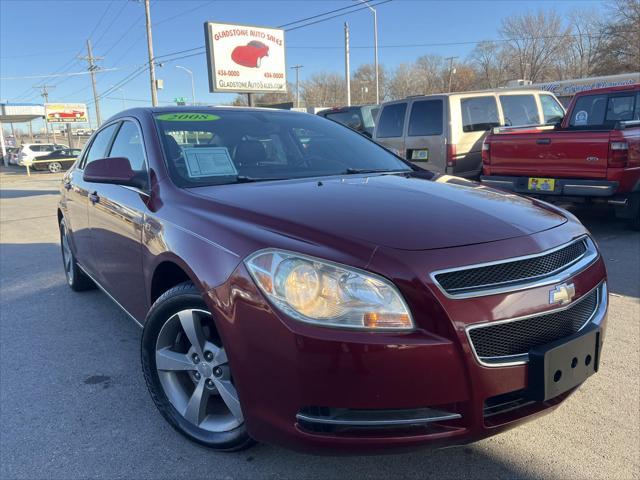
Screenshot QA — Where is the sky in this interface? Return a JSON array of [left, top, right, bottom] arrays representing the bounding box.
[[1, 0, 606, 132]]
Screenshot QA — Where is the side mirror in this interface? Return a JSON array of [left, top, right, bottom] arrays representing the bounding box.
[[83, 157, 146, 190]]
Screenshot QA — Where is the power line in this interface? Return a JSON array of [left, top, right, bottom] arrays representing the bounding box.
[[93, 0, 130, 47], [285, 0, 394, 32]]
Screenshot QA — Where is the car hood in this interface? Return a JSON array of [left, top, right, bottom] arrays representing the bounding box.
[[191, 173, 567, 251]]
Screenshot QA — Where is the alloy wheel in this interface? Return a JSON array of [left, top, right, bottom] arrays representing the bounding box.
[[155, 309, 243, 432], [48, 162, 62, 173]]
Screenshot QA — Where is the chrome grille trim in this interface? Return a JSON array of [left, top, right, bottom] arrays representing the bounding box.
[[430, 236, 598, 299], [466, 282, 607, 368]]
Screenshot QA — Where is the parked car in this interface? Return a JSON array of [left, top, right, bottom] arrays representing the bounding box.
[[59, 107, 607, 454], [373, 89, 565, 178], [481, 84, 640, 229], [317, 105, 380, 137], [2, 146, 19, 165], [30, 148, 82, 172], [17, 143, 68, 166]]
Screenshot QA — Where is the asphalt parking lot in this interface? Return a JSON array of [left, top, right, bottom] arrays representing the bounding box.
[[1, 167, 638, 480]]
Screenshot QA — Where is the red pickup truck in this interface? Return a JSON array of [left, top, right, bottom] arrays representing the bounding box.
[[481, 84, 640, 229]]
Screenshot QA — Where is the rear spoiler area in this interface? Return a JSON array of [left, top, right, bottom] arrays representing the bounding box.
[[491, 124, 556, 135]]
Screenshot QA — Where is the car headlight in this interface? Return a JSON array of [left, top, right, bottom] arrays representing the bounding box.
[[245, 249, 414, 330]]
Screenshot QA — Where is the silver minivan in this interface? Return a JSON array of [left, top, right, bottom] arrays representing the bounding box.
[[372, 89, 565, 178]]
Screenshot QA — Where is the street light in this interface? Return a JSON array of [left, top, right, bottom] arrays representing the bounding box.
[[355, 0, 379, 104], [175, 66, 196, 106]]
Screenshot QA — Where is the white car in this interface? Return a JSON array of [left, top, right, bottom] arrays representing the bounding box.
[[15, 143, 68, 166]]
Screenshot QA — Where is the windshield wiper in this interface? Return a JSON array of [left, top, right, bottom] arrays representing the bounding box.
[[234, 175, 286, 183]]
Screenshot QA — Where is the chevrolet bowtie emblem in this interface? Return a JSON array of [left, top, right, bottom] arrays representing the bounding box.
[[549, 283, 576, 305]]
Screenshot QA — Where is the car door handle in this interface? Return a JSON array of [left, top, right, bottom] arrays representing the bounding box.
[[536, 138, 551, 145], [89, 192, 100, 204]]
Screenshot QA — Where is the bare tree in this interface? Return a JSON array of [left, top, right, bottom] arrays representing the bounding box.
[[301, 72, 346, 108], [469, 41, 509, 88], [351, 64, 388, 104], [500, 9, 571, 82], [414, 55, 446, 94], [557, 9, 606, 79], [593, 0, 640, 74]]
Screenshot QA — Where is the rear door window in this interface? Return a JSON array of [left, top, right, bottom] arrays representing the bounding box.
[[499, 95, 540, 126], [408, 99, 443, 136], [460, 96, 499, 132], [376, 103, 407, 138], [569, 94, 607, 128], [570, 93, 637, 128], [540, 95, 565, 124]]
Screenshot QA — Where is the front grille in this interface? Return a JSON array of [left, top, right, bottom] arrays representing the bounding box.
[[468, 287, 599, 361], [434, 238, 588, 295]]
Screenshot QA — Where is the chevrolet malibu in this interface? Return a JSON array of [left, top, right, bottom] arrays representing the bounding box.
[[58, 107, 607, 453]]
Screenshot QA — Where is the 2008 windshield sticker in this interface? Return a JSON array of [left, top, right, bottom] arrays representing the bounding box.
[[156, 113, 220, 121]]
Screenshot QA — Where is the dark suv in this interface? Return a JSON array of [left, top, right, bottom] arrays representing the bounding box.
[[58, 107, 607, 454], [317, 105, 379, 136]]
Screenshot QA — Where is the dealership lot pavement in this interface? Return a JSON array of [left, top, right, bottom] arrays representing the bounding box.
[[1, 168, 639, 480]]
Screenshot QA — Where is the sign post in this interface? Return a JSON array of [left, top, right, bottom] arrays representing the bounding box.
[[204, 22, 287, 95]]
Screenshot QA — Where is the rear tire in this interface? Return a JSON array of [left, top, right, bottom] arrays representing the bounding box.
[[48, 162, 62, 173], [141, 282, 253, 451], [59, 218, 95, 291]]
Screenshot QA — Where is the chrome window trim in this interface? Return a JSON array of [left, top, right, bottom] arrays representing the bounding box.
[[466, 281, 606, 368], [430, 235, 598, 299]]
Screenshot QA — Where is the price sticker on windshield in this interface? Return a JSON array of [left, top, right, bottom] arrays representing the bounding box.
[[183, 147, 237, 178]]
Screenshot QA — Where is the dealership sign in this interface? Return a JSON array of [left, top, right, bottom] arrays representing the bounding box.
[[44, 103, 88, 123], [204, 22, 287, 93]]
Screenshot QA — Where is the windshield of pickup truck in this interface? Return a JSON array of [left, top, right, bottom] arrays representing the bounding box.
[[154, 110, 411, 187]]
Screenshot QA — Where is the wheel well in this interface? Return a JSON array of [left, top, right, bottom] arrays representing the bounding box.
[[150, 261, 192, 305]]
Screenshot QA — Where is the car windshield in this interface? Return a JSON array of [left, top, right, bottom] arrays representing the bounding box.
[[154, 109, 411, 187]]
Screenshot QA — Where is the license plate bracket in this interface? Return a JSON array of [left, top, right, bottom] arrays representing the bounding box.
[[527, 323, 600, 402]]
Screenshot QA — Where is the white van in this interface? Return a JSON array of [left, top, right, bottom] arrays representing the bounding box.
[[372, 89, 565, 178]]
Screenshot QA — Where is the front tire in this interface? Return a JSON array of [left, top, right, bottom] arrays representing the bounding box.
[[59, 218, 94, 291], [141, 282, 253, 451]]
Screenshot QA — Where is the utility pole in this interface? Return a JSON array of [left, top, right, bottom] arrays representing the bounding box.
[[446, 56, 457, 93], [356, 0, 379, 104], [291, 65, 303, 108], [35, 84, 55, 143], [344, 22, 351, 107], [144, 0, 158, 106], [79, 40, 103, 126]]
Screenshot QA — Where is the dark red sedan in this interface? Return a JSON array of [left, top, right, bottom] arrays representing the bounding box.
[[58, 107, 608, 453]]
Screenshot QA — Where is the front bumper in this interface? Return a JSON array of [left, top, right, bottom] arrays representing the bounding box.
[[207, 229, 608, 454], [480, 175, 619, 197]]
